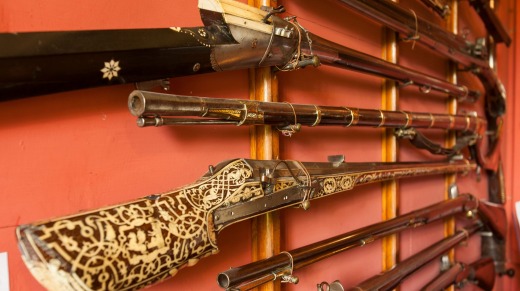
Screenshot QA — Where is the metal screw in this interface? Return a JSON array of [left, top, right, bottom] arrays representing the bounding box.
[[193, 63, 201, 72]]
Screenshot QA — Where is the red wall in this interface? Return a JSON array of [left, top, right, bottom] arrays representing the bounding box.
[[0, 0, 517, 290]]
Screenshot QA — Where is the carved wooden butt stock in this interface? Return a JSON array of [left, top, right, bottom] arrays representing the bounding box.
[[16, 159, 258, 290], [16, 157, 476, 290]]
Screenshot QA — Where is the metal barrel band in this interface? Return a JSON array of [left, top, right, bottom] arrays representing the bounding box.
[[344, 107, 356, 127], [401, 8, 420, 49], [377, 109, 386, 127], [401, 110, 411, 128], [279, 251, 299, 284], [311, 105, 322, 126], [277, 102, 300, 136], [236, 103, 249, 126]]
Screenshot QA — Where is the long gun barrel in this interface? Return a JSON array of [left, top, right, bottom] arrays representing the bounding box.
[[17, 157, 475, 290], [129, 91, 485, 131], [422, 257, 496, 291], [0, 0, 479, 102], [217, 194, 503, 290], [335, 0, 506, 117], [344, 223, 483, 291], [128, 90, 498, 169]]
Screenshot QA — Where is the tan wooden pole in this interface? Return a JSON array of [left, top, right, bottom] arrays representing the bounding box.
[[444, 2, 458, 282], [381, 2, 399, 274], [248, 1, 281, 290]]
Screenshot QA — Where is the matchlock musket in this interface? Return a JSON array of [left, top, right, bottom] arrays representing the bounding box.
[[17, 157, 475, 290], [128, 90, 500, 170], [1, 0, 479, 102]]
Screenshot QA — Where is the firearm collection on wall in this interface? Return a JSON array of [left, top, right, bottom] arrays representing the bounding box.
[[0, 0, 514, 290]]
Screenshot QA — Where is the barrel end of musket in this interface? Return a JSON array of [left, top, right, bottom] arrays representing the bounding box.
[[16, 225, 82, 291], [128, 90, 146, 117]]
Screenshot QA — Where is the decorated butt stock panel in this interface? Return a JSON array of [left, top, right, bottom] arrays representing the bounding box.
[[16, 159, 261, 291]]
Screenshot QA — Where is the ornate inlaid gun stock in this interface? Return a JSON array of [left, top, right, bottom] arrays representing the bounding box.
[[17, 158, 475, 290], [0, 0, 479, 101], [327, 223, 484, 291], [422, 257, 495, 291], [128, 90, 499, 170], [217, 194, 504, 290], [335, 0, 506, 118]]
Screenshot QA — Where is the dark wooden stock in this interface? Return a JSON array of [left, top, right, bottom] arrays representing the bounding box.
[[217, 195, 478, 290], [422, 257, 495, 291], [0, 0, 481, 102], [347, 223, 482, 291]]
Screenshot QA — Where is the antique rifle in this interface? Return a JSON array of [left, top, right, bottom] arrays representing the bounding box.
[[0, 0, 480, 102], [335, 0, 506, 118], [17, 157, 475, 290], [469, 0, 512, 46], [128, 90, 498, 170], [422, 257, 495, 291], [326, 223, 484, 291], [217, 194, 505, 290]]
